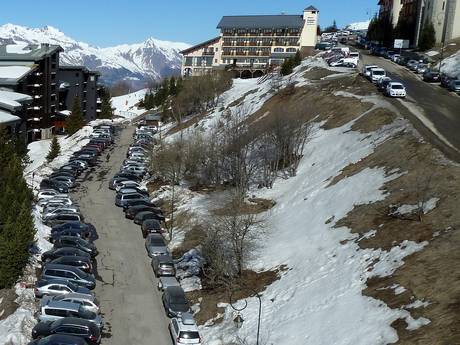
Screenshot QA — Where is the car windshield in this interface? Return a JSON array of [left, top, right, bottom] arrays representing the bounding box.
[[454, 81, 460, 86], [179, 331, 200, 339], [67, 281, 78, 290], [373, 71, 384, 75], [392, 85, 404, 90], [79, 307, 96, 319]]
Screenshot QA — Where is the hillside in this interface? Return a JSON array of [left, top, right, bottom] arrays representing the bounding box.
[[0, 24, 190, 86], [151, 59, 460, 344]]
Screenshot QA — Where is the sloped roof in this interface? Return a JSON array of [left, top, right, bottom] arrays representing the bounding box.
[[0, 44, 63, 62], [217, 15, 305, 29], [180, 37, 221, 55], [304, 5, 319, 11], [0, 64, 37, 85], [0, 89, 32, 111], [0, 109, 20, 124]]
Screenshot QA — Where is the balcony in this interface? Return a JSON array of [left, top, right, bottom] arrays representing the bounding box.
[[202, 51, 215, 56]]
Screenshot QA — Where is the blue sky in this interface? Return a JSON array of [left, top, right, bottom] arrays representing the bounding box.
[[1, 0, 378, 46]]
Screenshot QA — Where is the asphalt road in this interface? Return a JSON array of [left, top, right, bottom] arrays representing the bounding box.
[[359, 50, 460, 161], [73, 126, 171, 345]]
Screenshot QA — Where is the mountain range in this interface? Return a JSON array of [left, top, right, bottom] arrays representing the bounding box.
[[0, 23, 190, 87]]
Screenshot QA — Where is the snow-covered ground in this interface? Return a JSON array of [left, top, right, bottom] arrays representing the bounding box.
[[160, 59, 433, 344], [440, 48, 460, 77], [346, 20, 370, 31], [112, 89, 148, 119]]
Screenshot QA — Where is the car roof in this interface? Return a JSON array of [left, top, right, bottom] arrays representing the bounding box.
[[147, 233, 164, 240], [52, 316, 94, 328], [43, 300, 81, 310], [38, 334, 88, 345], [44, 263, 85, 272], [55, 293, 94, 301], [37, 278, 74, 287], [155, 254, 173, 263], [166, 286, 186, 297], [389, 82, 403, 86]]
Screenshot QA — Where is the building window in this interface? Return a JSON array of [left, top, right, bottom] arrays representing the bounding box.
[[274, 48, 284, 52], [75, 72, 79, 77], [286, 48, 297, 53]]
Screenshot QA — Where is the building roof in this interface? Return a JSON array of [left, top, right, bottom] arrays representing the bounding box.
[[0, 90, 32, 111], [0, 109, 21, 125], [217, 15, 305, 29], [145, 113, 161, 121], [0, 44, 63, 62], [180, 37, 221, 55], [0, 64, 37, 85], [304, 5, 319, 11], [59, 65, 101, 76]]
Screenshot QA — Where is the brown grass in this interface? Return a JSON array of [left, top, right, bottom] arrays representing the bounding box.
[[0, 288, 18, 321]]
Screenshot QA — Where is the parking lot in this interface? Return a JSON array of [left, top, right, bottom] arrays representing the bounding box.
[[73, 126, 171, 345]]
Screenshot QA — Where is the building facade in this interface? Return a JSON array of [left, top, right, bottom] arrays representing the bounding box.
[[0, 43, 62, 141], [181, 5, 319, 78], [0, 89, 32, 141], [58, 66, 101, 123], [421, 0, 460, 43], [379, 0, 404, 27]]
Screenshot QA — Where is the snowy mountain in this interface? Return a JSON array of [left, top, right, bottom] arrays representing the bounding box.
[[345, 20, 370, 31], [0, 23, 190, 87]]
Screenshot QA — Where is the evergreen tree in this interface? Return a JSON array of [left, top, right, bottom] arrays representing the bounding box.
[[169, 76, 177, 96], [281, 58, 294, 76], [419, 20, 436, 51], [292, 51, 302, 67], [46, 136, 60, 162], [66, 97, 85, 135], [99, 91, 114, 119], [0, 130, 35, 288]]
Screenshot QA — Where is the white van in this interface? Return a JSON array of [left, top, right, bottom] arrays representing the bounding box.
[[370, 68, 386, 83], [349, 52, 360, 60]]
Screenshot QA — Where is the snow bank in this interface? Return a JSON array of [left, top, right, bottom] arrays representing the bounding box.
[[112, 89, 148, 119], [346, 20, 370, 31], [440, 49, 460, 78]]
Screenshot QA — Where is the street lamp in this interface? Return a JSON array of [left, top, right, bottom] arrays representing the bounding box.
[[229, 288, 262, 345]]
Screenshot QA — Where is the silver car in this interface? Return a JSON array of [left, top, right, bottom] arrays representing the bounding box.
[[34, 279, 93, 298], [145, 233, 169, 257], [39, 299, 103, 329], [42, 207, 80, 221], [52, 293, 100, 314]]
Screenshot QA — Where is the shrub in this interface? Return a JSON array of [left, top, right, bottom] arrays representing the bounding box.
[[46, 136, 60, 162]]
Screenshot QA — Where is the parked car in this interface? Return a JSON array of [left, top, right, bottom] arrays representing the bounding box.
[[39, 299, 103, 329], [141, 219, 162, 238], [448, 79, 460, 93], [38, 196, 73, 207], [122, 199, 157, 211], [385, 82, 407, 98], [151, 255, 176, 277], [117, 187, 149, 197], [422, 70, 441, 83], [114, 180, 143, 192], [115, 193, 149, 207], [38, 190, 67, 201], [49, 256, 92, 274], [42, 247, 91, 263], [39, 179, 69, 194], [34, 279, 93, 299], [362, 65, 378, 78], [169, 313, 202, 345], [43, 207, 80, 221], [406, 59, 420, 70], [45, 214, 82, 227], [53, 236, 98, 257], [52, 294, 100, 314], [125, 205, 161, 220], [49, 228, 93, 244], [27, 334, 89, 345], [41, 264, 96, 290], [158, 276, 181, 292], [377, 77, 392, 92], [134, 211, 163, 225], [416, 64, 429, 74], [162, 286, 191, 317], [145, 233, 169, 257], [440, 73, 454, 87], [109, 177, 129, 190], [50, 176, 76, 188], [370, 68, 386, 83], [31, 318, 101, 345], [51, 223, 98, 242]]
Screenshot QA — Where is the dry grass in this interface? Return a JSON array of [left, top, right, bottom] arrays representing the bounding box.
[[212, 198, 276, 216], [0, 288, 18, 321]]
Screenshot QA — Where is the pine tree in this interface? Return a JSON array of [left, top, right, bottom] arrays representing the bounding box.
[[292, 51, 302, 67], [169, 76, 177, 96], [281, 58, 294, 76], [66, 97, 85, 135], [0, 130, 35, 288], [46, 136, 60, 162], [99, 91, 114, 119], [419, 20, 436, 51]]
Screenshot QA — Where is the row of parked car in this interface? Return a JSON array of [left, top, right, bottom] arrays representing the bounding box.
[[109, 124, 203, 345], [323, 46, 360, 68], [29, 124, 118, 345], [361, 64, 407, 98], [371, 46, 460, 94]]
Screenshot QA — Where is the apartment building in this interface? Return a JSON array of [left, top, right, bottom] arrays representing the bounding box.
[[181, 5, 319, 78], [421, 0, 460, 43], [59, 66, 101, 123], [0, 43, 62, 142], [0, 89, 32, 140], [378, 0, 403, 27]]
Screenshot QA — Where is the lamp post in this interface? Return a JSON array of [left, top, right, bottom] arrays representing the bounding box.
[[229, 288, 262, 345]]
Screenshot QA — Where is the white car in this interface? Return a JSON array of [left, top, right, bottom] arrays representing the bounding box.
[[115, 181, 145, 192], [38, 196, 73, 207], [362, 64, 378, 78], [42, 206, 80, 220], [52, 293, 100, 314], [370, 67, 386, 83], [38, 190, 67, 201], [169, 313, 202, 345], [386, 82, 406, 98]]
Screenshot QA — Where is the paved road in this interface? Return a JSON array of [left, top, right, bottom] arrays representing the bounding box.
[[359, 50, 460, 161], [73, 126, 171, 345]]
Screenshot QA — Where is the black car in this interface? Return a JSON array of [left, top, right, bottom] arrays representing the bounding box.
[[422, 70, 440, 82], [52, 222, 98, 241], [113, 172, 141, 182], [49, 256, 93, 274], [49, 228, 94, 243], [42, 247, 91, 263], [40, 179, 69, 193], [141, 219, 162, 238], [162, 286, 191, 317], [54, 237, 98, 257], [125, 205, 163, 220], [28, 334, 89, 345], [133, 211, 162, 225], [122, 199, 157, 211], [32, 318, 100, 345], [440, 73, 453, 88]]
